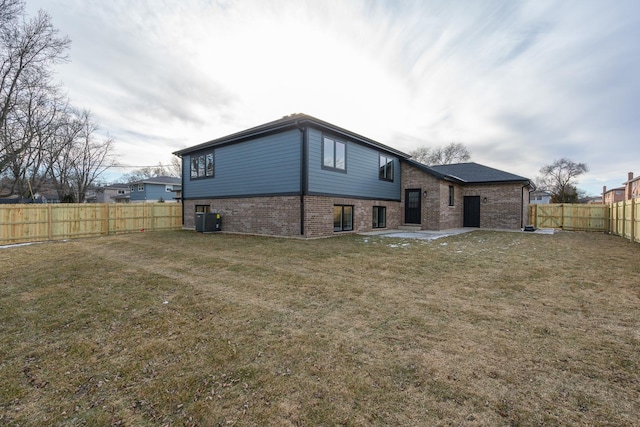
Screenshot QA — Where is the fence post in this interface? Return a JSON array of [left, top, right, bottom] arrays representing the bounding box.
[[47, 204, 53, 241], [631, 199, 636, 243]]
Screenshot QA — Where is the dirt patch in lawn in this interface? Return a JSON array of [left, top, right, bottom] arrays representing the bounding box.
[[1, 230, 639, 426]]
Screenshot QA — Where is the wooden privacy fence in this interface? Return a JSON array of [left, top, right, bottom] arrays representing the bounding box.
[[529, 204, 609, 232], [0, 203, 182, 245], [609, 199, 640, 243], [529, 200, 640, 243]]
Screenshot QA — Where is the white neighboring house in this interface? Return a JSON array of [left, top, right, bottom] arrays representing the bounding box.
[[530, 189, 552, 204]]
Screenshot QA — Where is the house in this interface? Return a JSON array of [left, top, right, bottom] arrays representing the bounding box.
[[173, 114, 533, 238], [529, 189, 553, 204], [602, 186, 625, 204], [91, 183, 131, 203], [129, 177, 181, 203]]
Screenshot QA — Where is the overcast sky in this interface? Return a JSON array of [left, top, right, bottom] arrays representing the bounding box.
[[27, 0, 640, 195]]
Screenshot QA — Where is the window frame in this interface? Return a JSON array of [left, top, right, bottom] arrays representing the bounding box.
[[448, 185, 455, 206], [333, 205, 354, 232], [379, 154, 394, 181], [138, 184, 144, 192], [190, 150, 215, 180], [322, 136, 347, 173], [372, 206, 386, 229]]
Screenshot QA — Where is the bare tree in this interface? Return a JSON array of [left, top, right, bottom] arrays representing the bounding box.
[[409, 142, 471, 165], [122, 158, 181, 183], [49, 111, 116, 202], [169, 155, 182, 177], [537, 158, 588, 203], [0, 2, 70, 175]]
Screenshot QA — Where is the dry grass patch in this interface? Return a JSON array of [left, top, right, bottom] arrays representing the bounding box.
[[1, 230, 639, 426]]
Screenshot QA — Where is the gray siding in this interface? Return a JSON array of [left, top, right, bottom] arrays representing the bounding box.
[[130, 184, 174, 202], [183, 130, 301, 199], [307, 128, 401, 200]]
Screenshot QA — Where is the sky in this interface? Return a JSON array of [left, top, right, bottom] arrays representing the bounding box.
[[26, 0, 640, 196]]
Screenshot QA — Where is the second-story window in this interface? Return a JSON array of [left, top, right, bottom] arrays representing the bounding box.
[[379, 154, 394, 181], [191, 150, 215, 179], [322, 137, 346, 172]]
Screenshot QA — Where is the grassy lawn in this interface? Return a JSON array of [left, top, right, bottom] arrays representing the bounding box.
[[1, 230, 639, 426]]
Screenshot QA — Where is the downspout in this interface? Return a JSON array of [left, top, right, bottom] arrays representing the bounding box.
[[521, 183, 528, 229], [180, 155, 185, 226], [297, 122, 307, 236]]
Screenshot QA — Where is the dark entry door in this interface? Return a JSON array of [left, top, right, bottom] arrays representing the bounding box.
[[405, 189, 421, 224], [463, 196, 481, 227]]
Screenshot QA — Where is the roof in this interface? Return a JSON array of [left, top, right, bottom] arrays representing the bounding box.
[[604, 186, 625, 193], [130, 176, 181, 186], [404, 159, 463, 183], [429, 162, 531, 184], [530, 189, 552, 196], [173, 113, 410, 158]]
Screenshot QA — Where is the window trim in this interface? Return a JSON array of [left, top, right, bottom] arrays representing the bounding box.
[[448, 185, 455, 206], [322, 136, 347, 173], [373, 206, 386, 229], [379, 154, 394, 181], [333, 205, 354, 232], [190, 150, 215, 180]]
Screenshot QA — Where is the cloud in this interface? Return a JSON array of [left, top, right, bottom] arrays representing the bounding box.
[[26, 0, 640, 194]]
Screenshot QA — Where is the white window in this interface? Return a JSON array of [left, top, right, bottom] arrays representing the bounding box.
[[165, 185, 173, 192], [138, 184, 144, 191]]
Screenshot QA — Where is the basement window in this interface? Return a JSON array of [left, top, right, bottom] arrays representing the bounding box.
[[373, 206, 386, 228], [334, 205, 353, 232]]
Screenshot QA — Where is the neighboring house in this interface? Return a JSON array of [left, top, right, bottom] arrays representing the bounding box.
[[602, 186, 625, 204], [581, 196, 603, 204], [529, 189, 553, 204], [173, 114, 534, 238], [92, 183, 131, 203], [129, 177, 181, 203]]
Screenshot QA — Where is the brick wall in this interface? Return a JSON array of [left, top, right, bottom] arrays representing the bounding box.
[[184, 196, 301, 237], [304, 196, 402, 238], [462, 184, 529, 229], [401, 162, 441, 229], [184, 195, 402, 238], [438, 181, 464, 229], [401, 161, 529, 230], [401, 162, 465, 230]]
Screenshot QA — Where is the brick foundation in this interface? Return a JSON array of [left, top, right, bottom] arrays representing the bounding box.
[[184, 195, 402, 238]]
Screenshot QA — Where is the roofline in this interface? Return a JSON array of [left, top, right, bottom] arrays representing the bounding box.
[[403, 159, 465, 183], [403, 159, 533, 187], [173, 114, 411, 158], [129, 179, 181, 186]]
